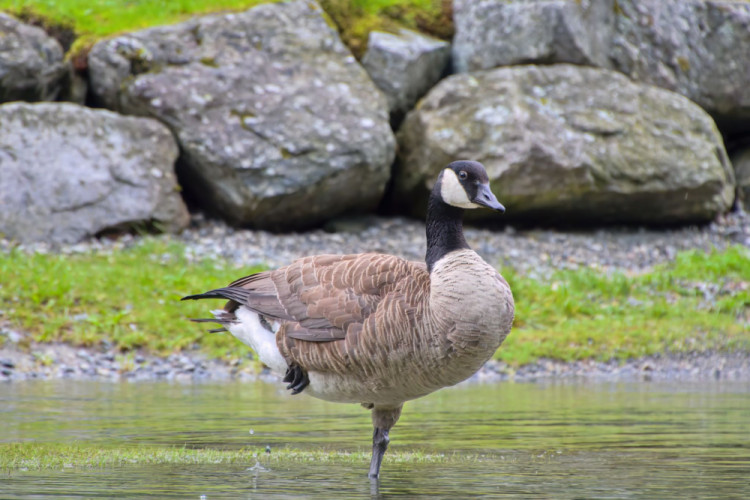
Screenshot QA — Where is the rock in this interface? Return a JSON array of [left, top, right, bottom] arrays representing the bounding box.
[[0, 13, 69, 102], [395, 64, 735, 225], [452, 0, 615, 73], [732, 146, 750, 211], [361, 29, 450, 126], [452, 0, 750, 135], [88, 1, 395, 230], [611, 0, 750, 135], [0, 102, 189, 244]]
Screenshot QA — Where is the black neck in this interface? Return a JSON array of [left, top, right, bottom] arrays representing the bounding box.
[[425, 192, 469, 273]]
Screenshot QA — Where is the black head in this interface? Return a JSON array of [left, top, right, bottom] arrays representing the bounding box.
[[436, 160, 505, 212]]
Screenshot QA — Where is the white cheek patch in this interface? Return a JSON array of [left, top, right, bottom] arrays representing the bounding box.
[[440, 168, 482, 209]]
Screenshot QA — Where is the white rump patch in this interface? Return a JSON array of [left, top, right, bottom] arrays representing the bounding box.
[[223, 307, 288, 375], [440, 168, 481, 209]]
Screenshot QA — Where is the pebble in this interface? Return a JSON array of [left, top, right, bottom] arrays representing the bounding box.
[[3, 210, 748, 278], [0, 210, 748, 384], [1, 341, 747, 383]]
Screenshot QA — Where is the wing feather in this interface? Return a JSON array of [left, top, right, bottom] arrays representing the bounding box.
[[221, 253, 426, 346]]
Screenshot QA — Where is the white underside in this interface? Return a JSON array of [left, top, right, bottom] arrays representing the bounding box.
[[220, 307, 373, 403], [222, 307, 288, 375]]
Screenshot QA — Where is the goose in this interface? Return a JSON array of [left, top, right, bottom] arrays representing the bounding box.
[[182, 160, 515, 478]]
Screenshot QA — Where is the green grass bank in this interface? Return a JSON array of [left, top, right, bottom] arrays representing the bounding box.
[[1, 238, 748, 365]]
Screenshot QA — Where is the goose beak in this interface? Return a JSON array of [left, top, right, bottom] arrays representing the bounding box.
[[473, 183, 505, 213]]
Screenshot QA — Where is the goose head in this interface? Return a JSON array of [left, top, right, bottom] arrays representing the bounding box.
[[437, 160, 505, 213]]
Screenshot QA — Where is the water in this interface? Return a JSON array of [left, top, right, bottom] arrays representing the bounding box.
[[2, 380, 749, 498]]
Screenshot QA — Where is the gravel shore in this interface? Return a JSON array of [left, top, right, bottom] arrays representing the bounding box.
[[1, 342, 748, 384], [6, 210, 750, 278], [2, 210, 749, 384]]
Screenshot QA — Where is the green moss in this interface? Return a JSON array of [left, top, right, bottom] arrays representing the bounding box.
[[0, 442, 464, 470], [199, 57, 219, 67], [613, 0, 625, 16], [320, 0, 453, 58], [677, 56, 691, 72]]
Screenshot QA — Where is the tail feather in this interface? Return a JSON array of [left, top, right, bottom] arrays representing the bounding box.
[[181, 287, 252, 305], [188, 308, 238, 334]]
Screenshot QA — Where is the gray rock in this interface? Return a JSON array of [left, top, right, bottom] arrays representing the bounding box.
[[452, 0, 750, 134], [88, 1, 395, 230], [361, 29, 450, 125], [731, 147, 750, 211], [0, 102, 189, 244], [0, 13, 69, 102], [452, 0, 615, 73], [395, 64, 735, 225], [611, 0, 750, 134]]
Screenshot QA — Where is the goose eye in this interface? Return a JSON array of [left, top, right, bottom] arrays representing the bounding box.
[[458, 171, 468, 180]]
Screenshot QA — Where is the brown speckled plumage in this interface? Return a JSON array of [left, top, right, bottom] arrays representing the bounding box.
[[224, 249, 513, 407], [183, 160, 514, 478]]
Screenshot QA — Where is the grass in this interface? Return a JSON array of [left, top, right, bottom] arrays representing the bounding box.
[[319, 0, 453, 56], [497, 245, 750, 365], [0, 238, 262, 359], [1, 0, 272, 52], [1, 0, 453, 57], [0, 442, 463, 470], [1, 238, 748, 365]]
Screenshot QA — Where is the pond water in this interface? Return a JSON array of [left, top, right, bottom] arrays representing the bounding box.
[[1, 379, 749, 498]]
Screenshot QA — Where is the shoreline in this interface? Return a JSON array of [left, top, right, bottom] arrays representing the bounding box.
[[2, 211, 748, 386], [1, 341, 748, 384], [4, 210, 749, 278]]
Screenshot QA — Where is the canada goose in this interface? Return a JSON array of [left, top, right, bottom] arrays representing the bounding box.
[[182, 160, 514, 478]]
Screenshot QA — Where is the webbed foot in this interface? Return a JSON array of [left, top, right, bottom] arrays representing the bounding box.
[[283, 364, 309, 395]]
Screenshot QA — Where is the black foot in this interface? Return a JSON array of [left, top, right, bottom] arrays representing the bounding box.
[[283, 364, 309, 395]]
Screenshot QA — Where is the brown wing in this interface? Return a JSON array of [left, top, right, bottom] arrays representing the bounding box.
[[227, 253, 427, 342], [278, 256, 431, 376]]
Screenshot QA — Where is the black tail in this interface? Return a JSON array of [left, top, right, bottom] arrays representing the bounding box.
[[183, 289, 248, 333], [181, 287, 252, 304]]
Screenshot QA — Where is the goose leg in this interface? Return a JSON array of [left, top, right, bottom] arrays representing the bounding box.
[[369, 428, 389, 479], [368, 405, 403, 479]]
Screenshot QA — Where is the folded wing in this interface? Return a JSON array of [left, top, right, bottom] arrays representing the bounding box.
[[227, 253, 428, 343]]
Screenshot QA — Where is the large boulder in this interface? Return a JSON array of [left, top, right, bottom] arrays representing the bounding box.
[[452, 0, 750, 135], [611, 0, 750, 134], [0, 102, 189, 244], [361, 29, 450, 126], [88, 1, 395, 230], [452, 0, 614, 73], [395, 64, 735, 225], [0, 13, 69, 102]]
